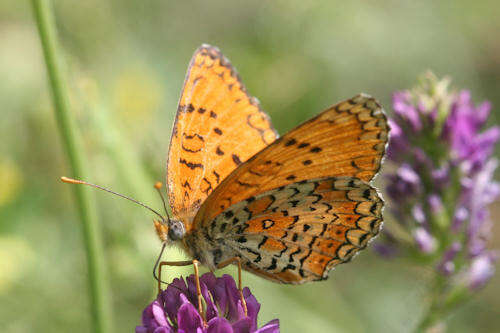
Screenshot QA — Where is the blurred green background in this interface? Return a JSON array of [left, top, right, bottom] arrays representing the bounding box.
[[1, 0, 499, 332]]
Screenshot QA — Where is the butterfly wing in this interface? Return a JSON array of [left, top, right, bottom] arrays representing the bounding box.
[[167, 45, 278, 227], [207, 177, 383, 283], [194, 94, 389, 225]]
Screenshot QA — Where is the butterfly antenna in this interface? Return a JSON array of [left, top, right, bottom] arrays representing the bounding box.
[[154, 182, 172, 224], [61, 176, 167, 223]]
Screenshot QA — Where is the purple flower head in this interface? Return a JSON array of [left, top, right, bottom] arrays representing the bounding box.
[[378, 73, 499, 329], [136, 273, 279, 333], [379, 73, 498, 293]]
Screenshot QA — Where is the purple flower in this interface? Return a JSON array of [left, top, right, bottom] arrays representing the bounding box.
[[393, 91, 422, 132], [465, 252, 498, 291], [379, 72, 499, 330], [427, 194, 443, 215], [437, 242, 462, 276], [442, 90, 500, 170], [463, 159, 500, 257], [386, 164, 422, 202], [136, 273, 279, 333], [412, 204, 426, 225], [413, 228, 436, 253]]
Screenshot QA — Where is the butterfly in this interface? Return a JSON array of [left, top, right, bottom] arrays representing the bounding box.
[[62, 44, 388, 318], [159, 44, 389, 285]]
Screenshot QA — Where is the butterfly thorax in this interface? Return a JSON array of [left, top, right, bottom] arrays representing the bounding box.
[[154, 216, 234, 271]]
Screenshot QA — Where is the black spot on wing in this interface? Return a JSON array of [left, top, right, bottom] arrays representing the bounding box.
[[179, 159, 203, 170], [266, 257, 277, 270], [232, 154, 242, 165], [213, 170, 220, 183], [258, 236, 268, 249], [298, 142, 310, 149], [216, 146, 224, 156], [181, 144, 202, 153]]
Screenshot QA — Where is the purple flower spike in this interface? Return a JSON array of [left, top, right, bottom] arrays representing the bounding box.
[[136, 273, 279, 333], [379, 73, 499, 329]]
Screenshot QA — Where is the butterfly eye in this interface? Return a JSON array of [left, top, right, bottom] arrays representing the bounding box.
[[168, 220, 186, 241]]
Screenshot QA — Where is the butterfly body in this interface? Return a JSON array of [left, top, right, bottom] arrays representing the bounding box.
[[158, 44, 389, 284]]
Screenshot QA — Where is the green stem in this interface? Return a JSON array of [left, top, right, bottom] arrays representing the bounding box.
[[31, 1, 112, 332], [414, 275, 463, 332]]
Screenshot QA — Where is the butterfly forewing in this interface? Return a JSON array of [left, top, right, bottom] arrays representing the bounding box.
[[167, 45, 278, 227], [194, 94, 389, 225], [206, 177, 383, 284]]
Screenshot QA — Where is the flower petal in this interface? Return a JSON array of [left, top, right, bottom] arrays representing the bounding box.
[[152, 301, 170, 327], [467, 253, 497, 290], [162, 277, 188, 323], [242, 288, 260, 330], [200, 273, 219, 321], [154, 327, 174, 333], [232, 317, 253, 333], [207, 317, 234, 333], [177, 299, 204, 332], [413, 227, 436, 253], [255, 319, 280, 333]]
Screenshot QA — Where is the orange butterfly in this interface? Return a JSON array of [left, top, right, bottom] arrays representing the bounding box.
[[63, 44, 388, 318]]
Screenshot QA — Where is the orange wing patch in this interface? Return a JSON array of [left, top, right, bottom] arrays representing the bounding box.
[[202, 177, 383, 284], [194, 94, 388, 224], [167, 45, 278, 227]]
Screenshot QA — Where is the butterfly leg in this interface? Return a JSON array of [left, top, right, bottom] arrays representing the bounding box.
[[157, 259, 206, 324], [216, 256, 248, 316]]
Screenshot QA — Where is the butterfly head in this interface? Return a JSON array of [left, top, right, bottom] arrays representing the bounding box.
[[154, 219, 185, 242]]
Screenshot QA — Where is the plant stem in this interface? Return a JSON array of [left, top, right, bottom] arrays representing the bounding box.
[[31, 1, 112, 332], [415, 275, 447, 332]]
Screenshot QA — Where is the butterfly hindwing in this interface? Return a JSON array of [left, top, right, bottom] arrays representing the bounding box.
[[167, 45, 278, 227], [194, 94, 388, 225], [206, 177, 383, 284]]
